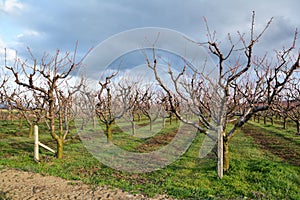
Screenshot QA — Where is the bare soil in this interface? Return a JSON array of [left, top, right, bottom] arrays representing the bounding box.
[[0, 168, 173, 200]]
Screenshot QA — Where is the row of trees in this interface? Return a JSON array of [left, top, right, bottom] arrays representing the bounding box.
[[0, 50, 175, 157], [1, 13, 299, 178], [254, 81, 300, 133], [77, 73, 175, 142], [144, 13, 300, 178]]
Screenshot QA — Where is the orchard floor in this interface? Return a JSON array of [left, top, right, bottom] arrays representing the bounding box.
[[0, 168, 173, 200], [242, 123, 300, 167]]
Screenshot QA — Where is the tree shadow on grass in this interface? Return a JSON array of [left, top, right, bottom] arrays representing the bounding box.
[[242, 124, 300, 167], [3, 141, 33, 156]]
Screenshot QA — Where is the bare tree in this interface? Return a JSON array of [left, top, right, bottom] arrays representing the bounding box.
[[74, 78, 98, 131], [146, 12, 300, 178], [117, 79, 140, 136], [157, 92, 171, 128], [55, 83, 77, 143], [3, 86, 46, 137], [95, 72, 124, 143], [275, 79, 300, 134], [5, 45, 88, 158], [138, 85, 163, 131], [0, 74, 9, 120]]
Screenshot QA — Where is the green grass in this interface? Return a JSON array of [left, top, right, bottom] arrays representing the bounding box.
[[0, 190, 11, 200], [250, 119, 300, 145], [0, 119, 300, 199]]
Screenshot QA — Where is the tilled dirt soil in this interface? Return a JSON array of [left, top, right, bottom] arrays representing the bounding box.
[[0, 168, 173, 200]]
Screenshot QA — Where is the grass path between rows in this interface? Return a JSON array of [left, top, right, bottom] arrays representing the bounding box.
[[242, 121, 300, 167]]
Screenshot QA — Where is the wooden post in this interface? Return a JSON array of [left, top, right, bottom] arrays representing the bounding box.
[[33, 125, 55, 162], [38, 142, 55, 154], [217, 126, 223, 179], [34, 125, 39, 162]]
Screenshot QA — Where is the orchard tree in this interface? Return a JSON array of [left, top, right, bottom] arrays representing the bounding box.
[[117, 79, 140, 136], [281, 79, 300, 134], [3, 86, 46, 137], [0, 74, 9, 120], [158, 92, 172, 128], [74, 79, 98, 131], [55, 83, 77, 142], [0, 73, 17, 122], [95, 73, 151, 141], [95, 72, 124, 143], [139, 85, 162, 131], [288, 91, 300, 135], [5, 44, 88, 158], [147, 12, 300, 178], [259, 110, 275, 125]]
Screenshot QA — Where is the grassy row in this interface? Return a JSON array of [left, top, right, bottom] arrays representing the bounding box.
[[250, 119, 300, 145], [0, 119, 299, 199]]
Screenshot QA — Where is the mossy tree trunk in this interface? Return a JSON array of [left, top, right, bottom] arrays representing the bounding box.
[[29, 123, 33, 138], [270, 117, 273, 125], [56, 138, 64, 159], [106, 123, 113, 143], [223, 140, 230, 172], [131, 120, 136, 136], [162, 117, 165, 128], [19, 117, 23, 129], [149, 117, 153, 131], [283, 116, 287, 129]]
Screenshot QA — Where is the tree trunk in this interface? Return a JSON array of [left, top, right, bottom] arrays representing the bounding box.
[[56, 138, 64, 159], [19, 117, 23, 129], [150, 119, 153, 131], [263, 116, 266, 124], [223, 140, 230, 173], [296, 120, 300, 135], [270, 117, 273, 125], [63, 110, 69, 134], [147, 116, 153, 131], [44, 118, 50, 130], [29, 123, 33, 138], [217, 129, 223, 179], [106, 123, 112, 143], [10, 109, 13, 122], [283, 117, 287, 129], [137, 113, 141, 122], [162, 117, 165, 128], [131, 120, 135, 136], [93, 116, 96, 129]]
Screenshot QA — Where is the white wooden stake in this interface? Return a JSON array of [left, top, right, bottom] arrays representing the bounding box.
[[38, 142, 55, 154], [34, 125, 39, 162], [217, 125, 223, 179]]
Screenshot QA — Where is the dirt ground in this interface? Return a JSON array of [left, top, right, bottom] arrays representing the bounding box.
[[0, 168, 173, 200]]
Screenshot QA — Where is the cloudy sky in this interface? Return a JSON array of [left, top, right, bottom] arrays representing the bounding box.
[[0, 0, 299, 70]]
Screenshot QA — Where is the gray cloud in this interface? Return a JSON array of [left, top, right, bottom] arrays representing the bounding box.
[[2, 0, 299, 62]]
